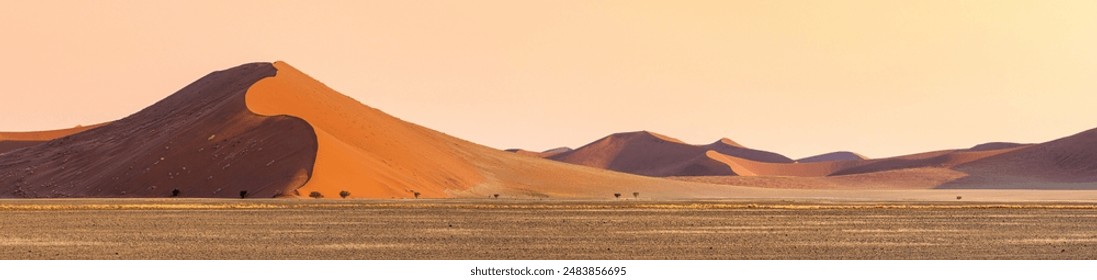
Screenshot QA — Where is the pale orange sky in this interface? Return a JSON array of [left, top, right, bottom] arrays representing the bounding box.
[[1, 1, 1095, 159]]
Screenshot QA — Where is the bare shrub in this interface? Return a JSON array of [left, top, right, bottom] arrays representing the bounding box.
[[614, 193, 621, 199], [239, 190, 248, 199], [309, 191, 323, 199], [171, 189, 180, 197], [340, 190, 351, 199], [633, 192, 639, 199]]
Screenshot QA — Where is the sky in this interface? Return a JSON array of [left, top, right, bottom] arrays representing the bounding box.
[[1, 1, 1095, 159]]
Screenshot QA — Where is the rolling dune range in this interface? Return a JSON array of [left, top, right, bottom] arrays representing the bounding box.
[[3, 61, 1097, 200]]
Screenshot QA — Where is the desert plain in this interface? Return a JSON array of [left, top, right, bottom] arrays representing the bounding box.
[[2, 199, 1097, 260]]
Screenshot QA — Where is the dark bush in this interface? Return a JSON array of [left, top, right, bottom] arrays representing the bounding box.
[[239, 190, 248, 199], [309, 191, 323, 199], [414, 191, 421, 199], [493, 194, 499, 199], [614, 193, 621, 199], [171, 189, 180, 197], [633, 192, 640, 199], [340, 190, 351, 199]]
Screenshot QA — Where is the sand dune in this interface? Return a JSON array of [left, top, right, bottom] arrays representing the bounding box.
[[968, 142, 1027, 151], [504, 147, 572, 158], [829, 146, 1028, 176], [0, 124, 106, 155], [546, 131, 792, 177], [797, 151, 867, 163], [943, 128, 1097, 189], [0, 63, 318, 198]]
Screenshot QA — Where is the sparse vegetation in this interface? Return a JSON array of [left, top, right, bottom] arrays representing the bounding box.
[[414, 192, 421, 199], [957, 196, 963, 200], [493, 194, 500, 199], [633, 192, 640, 199], [171, 189, 180, 197], [239, 190, 248, 199], [309, 191, 323, 199], [340, 190, 351, 199], [614, 193, 621, 199]]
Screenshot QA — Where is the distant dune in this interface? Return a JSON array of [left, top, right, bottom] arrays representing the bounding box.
[[797, 151, 867, 163], [942, 129, 1097, 189], [504, 147, 572, 158], [546, 131, 793, 177]]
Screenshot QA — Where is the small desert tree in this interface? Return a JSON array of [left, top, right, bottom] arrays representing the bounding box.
[[633, 192, 640, 199], [414, 192, 421, 199], [171, 188, 180, 197], [239, 190, 248, 199], [340, 190, 351, 199], [493, 194, 500, 199], [309, 191, 323, 199], [614, 193, 621, 199]]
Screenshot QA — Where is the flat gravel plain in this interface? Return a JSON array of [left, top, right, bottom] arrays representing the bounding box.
[[1, 199, 1096, 259]]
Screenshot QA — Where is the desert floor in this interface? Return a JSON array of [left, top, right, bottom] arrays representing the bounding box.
[[1, 199, 1096, 259]]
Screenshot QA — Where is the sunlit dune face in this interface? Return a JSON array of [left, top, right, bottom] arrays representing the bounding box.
[[245, 62, 484, 199]]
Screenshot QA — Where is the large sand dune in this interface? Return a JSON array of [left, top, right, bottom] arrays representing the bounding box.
[[0, 63, 318, 198]]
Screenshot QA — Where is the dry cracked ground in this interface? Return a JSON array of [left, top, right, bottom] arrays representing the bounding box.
[[1, 199, 1096, 259]]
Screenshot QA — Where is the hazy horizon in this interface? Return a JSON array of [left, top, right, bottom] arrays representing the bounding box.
[[2, 1, 1095, 159]]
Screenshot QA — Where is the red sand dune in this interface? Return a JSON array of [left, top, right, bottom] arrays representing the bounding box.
[[0, 124, 107, 155], [0, 63, 318, 198], [797, 151, 867, 163], [546, 131, 793, 176]]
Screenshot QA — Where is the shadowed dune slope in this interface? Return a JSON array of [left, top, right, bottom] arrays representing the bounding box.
[[0, 63, 318, 198], [942, 128, 1097, 189], [0, 124, 107, 155], [968, 142, 1027, 151], [547, 131, 792, 177]]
